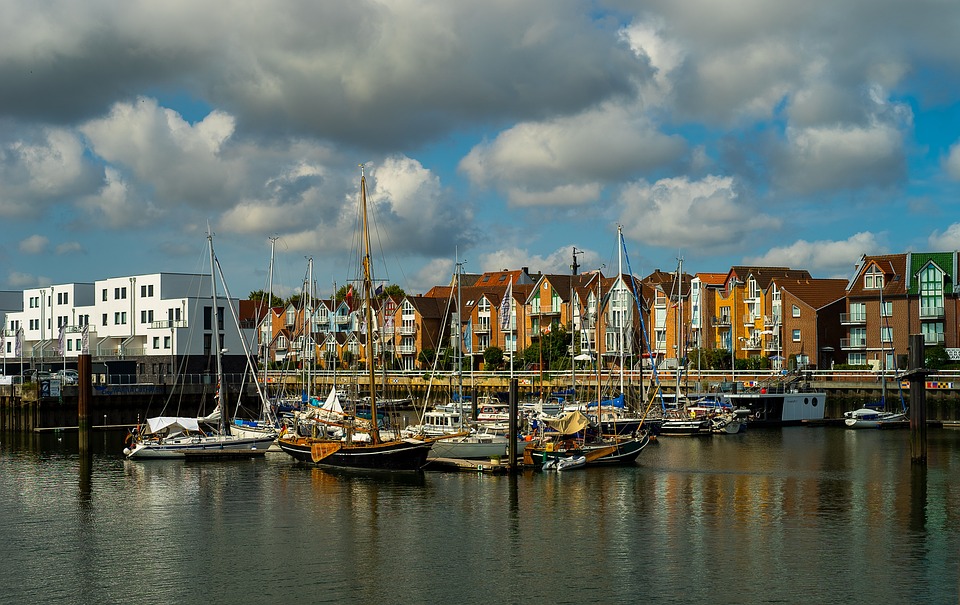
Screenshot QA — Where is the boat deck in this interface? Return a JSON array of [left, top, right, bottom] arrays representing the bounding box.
[[423, 457, 511, 474]]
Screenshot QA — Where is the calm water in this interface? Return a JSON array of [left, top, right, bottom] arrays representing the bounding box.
[[1, 427, 958, 605]]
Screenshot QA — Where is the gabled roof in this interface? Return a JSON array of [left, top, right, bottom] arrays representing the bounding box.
[[777, 278, 848, 311], [405, 296, 448, 320], [846, 254, 907, 297], [695, 272, 727, 287], [906, 251, 956, 295], [730, 266, 812, 290]]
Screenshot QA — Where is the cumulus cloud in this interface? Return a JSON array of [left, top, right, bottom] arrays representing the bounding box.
[[944, 141, 960, 181], [0, 126, 100, 217], [744, 232, 885, 276], [460, 104, 685, 207], [617, 175, 779, 252], [773, 123, 906, 194], [478, 245, 600, 277], [928, 223, 960, 250], [55, 242, 84, 255], [19, 235, 49, 254]]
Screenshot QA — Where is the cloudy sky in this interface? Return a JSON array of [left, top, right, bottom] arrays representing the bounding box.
[[2, 0, 959, 300]]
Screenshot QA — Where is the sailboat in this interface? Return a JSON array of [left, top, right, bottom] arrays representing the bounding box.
[[843, 276, 908, 429], [401, 259, 510, 461], [124, 230, 278, 459], [277, 165, 433, 471]]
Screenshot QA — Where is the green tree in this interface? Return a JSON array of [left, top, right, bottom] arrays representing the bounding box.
[[248, 289, 284, 308], [483, 346, 504, 370], [926, 345, 950, 370]]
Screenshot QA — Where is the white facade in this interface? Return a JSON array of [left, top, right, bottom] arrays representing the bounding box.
[[3, 273, 252, 362]]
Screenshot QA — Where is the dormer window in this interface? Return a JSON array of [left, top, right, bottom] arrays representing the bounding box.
[[864, 265, 884, 290]]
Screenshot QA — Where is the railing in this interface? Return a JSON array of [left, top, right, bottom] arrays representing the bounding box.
[[399, 345, 416, 354], [920, 306, 945, 319], [924, 332, 945, 345], [400, 325, 416, 335], [711, 316, 730, 327], [840, 313, 867, 325], [741, 338, 763, 350], [472, 323, 490, 334], [840, 337, 867, 349]]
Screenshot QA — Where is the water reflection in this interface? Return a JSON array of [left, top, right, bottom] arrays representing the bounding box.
[[1, 427, 958, 604]]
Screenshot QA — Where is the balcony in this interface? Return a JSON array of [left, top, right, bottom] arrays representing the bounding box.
[[151, 320, 188, 329], [763, 315, 779, 327], [924, 332, 945, 345], [400, 325, 416, 335], [841, 337, 867, 349], [399, 344, 416, 354], [473, 322, 490, 334], [741, 337, 763, 350], [920, 306, 945, 319], [711, 316, 730, 327], [840, 313, 867, 325], [764, 338, 781, 352]]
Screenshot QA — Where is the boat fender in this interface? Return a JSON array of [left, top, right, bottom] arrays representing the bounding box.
[[477, 465, 484, 471]]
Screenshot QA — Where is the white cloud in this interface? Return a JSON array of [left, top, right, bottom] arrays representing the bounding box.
[[944, 142, 960, 181], [617, 175, 779, 252], [928, 223, 960, 250], [745, 232, 884, 276], [7, 271, 48, 288], [78, 167, 161, 228], [775, 123, 906, 194], [478, 245, 600, 276], [460, 104, 685, 208], [55, 242, 84, 255], [19, 235, 49, 254]]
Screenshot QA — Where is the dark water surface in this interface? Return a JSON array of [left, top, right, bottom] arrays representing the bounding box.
[[1, 428, 958, 604]]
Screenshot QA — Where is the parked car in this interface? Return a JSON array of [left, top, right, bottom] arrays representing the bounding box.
[[56, 369, 79, 385]]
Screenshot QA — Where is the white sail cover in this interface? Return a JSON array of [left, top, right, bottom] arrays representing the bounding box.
[[320, 387, 344, 414], [197, 405, 221, 423], [146, 416, 201, 435]]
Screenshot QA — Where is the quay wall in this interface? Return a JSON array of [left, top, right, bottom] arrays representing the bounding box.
[[2, 370, 959, 432]]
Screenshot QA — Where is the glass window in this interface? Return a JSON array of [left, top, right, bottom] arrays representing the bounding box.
[[792, 329, 801, 341], [864, 265, 884, 289], [792, 305, 800, 318]]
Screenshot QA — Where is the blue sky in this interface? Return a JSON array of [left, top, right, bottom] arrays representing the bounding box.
[[2, 0, 960, 301]]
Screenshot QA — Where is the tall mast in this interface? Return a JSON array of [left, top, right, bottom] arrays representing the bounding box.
[[571, 246, 581, 407], [207, 227, 228, 436], [456, 256, 464, 427], [307, 257, 314, 404], [263, 237, 276, 398], [360, 165, 380, 443], [617, 225, 625, 397], [879, 278, 886, 410]]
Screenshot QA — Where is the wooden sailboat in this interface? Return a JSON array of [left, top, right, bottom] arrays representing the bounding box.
[[278, 166, 433, 471]]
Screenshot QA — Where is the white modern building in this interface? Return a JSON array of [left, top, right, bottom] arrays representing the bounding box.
[[2, 273, 254, 381]]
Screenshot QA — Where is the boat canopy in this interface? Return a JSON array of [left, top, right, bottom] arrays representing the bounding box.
[[542, 411, 591, 436], [145, 416, 201, 435]]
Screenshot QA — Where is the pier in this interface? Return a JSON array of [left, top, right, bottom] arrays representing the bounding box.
[[2, 368, 959, 433]]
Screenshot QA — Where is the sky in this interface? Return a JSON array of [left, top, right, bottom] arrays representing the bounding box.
[[2, 0, 960, 301]]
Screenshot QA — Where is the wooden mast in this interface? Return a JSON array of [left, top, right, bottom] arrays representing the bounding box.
[[360, 165, 380, 444]]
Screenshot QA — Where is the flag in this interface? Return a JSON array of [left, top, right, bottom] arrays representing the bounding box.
[[0, 329, 5, 356], [374, 283, 384, 297], [16, 327, 23, 357], [498, 280, 512, 331], [57, 323, 65, 356], [81, 324, 89, 354], [345, 285, 354, 312]]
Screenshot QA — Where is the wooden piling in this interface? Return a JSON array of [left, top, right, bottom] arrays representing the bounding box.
[[906, 334, 929, 465], [508, 378, 518, 472]]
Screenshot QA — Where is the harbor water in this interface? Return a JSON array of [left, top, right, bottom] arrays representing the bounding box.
[[1, 427, 958, 604]]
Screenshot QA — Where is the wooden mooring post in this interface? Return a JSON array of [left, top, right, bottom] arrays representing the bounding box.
[[508, 378, 518, 472], [905, 334, 931, 465]]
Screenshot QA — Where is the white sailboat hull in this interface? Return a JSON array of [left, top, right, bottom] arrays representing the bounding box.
[[125, 434, 277, 459]]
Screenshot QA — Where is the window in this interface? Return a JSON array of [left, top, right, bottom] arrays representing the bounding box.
[[140, 284, 155, 297], [792, 305, 801, 318], [864, 265, 884, 289], [164, 336, 170, 349], [102, 289, 107, 301], [850, 302, 866, 322], [102, 313, 108, 326], [792, 329, 801, 342], [153, 337, 160, 349], [919, 264, 944, 317], [881, 326, 893, 343], [880, 301, 892, 317], [67, 339, 73, 351], [848, 352, 866, 365]]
